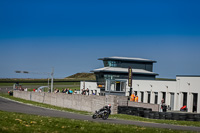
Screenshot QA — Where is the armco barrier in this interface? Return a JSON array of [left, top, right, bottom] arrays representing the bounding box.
[[128, 101, 159, 112], [118, 106, 200, 121], [14, 90, 119, 114]]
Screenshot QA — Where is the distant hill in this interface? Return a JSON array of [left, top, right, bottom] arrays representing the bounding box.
[[65, 73, 96, 80]]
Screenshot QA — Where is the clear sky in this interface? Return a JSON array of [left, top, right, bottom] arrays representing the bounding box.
[[0, 0, 200, 79]]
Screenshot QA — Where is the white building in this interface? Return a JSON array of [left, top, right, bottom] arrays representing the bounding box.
[[80, 57, 200, 113]]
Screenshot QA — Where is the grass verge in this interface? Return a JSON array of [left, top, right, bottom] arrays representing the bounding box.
[[110, 114, 200, 127], [0, 110, 194, 133]]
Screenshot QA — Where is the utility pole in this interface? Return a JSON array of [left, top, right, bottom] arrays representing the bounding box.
[[51, 68, 54, 93], [15, 68, 54, 93]]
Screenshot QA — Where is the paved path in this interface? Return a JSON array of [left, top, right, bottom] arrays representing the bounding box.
[[0, 97, 200, 132]]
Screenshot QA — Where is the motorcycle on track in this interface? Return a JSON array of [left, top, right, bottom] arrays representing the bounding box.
[[92, 104, 111, 120]]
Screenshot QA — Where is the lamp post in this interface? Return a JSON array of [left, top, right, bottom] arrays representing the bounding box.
[[15, 68, 54, 93], [50, 68, 54, 93]]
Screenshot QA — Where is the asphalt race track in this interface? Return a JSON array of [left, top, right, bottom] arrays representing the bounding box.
[[0, 97, 200, 132]]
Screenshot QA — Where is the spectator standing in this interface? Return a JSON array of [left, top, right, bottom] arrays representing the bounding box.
[[135, 95, 138, 102], [160, 98, 165, 112], [74, 89, 77, 94], [86, 88, 89, 95], [68, 89, 73, 94], [130, 93, 135, 101], [65, 88, 69, 94], [81, 89, 85, 95], [64, 88, 67, 93]]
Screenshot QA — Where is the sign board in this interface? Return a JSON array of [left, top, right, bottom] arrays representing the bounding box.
[[128, 67, 132, 87]]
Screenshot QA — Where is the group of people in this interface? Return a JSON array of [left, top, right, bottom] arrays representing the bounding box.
[[81, 88, 96, 95], [54, 88, 77, 94], [130, 93, 138, 102], [81, 88, 90, 95]]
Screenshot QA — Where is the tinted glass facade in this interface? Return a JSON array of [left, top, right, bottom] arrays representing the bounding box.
[[95, 72, 156, 87], [94, 57, 157, 90], [103, 60, 153, 72]]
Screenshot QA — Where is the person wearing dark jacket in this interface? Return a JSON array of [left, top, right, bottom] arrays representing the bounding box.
[[98, 104, 111, 114]]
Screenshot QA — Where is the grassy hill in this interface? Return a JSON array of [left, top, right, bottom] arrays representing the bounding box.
[[65, 73, 96, 80]]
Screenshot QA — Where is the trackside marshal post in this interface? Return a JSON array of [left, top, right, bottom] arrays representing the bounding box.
[[128, 67, 132, 97]]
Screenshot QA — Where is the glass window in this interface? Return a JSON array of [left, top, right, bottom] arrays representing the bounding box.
[[103, 61, 109, 67], [106, 61, 121, 67]]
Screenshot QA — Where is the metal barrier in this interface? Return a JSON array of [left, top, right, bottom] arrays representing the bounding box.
[[118, 106, 200, 121]]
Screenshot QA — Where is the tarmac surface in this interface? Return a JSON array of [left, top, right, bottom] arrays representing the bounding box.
[[0, 97, 200, 132]]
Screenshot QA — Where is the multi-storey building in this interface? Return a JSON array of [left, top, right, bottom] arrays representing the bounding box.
[[81, 56, 200, 113], [91, 56, 158, 95]]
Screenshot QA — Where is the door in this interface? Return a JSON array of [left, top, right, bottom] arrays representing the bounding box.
[[147, 91, 151, 103], [154, 92, 158, 104], [170, 93, 174, 110], [141, 92, 144, 102], [183, 92, 187, 106], [116, 82, 120, 91], [193, 93, 198, 112]]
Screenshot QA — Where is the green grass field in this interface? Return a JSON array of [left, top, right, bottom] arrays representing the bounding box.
[[0, 82, 80, 86], [0, 81, 81, 93], [0, 110, 194, 133]]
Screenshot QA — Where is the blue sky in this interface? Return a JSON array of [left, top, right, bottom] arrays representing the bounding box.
[[0, 0, 200, 79]]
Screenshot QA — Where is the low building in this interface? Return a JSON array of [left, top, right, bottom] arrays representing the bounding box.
[[80, 56, 200, 113]]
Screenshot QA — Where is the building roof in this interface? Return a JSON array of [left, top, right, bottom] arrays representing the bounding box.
[[176, 75, 200, 77], [98, 56, 156, 63], [91, 67, 158, 75]]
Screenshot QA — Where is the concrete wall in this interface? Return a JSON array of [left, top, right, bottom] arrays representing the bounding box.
[[14, 90, 119, 114]]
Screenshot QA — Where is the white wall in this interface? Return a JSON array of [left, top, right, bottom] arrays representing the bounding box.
[[176, 76, 200, 113], [176, 76, 200, 93], [130, 80, 176, 109], [126, 77, 200, 113]]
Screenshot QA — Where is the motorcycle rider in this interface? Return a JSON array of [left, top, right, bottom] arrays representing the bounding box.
[[97, 104, 111, 114], [93, 104, 112, 120]]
